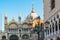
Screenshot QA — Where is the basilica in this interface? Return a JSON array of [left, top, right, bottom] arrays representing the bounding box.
[[0, 4, 44, 40]]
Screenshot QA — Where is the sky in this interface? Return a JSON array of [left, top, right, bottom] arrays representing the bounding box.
[[0, 0, 44, 30]]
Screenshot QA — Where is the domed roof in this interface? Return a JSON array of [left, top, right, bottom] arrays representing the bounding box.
[[30, 12, 39, 19], [30, 4, 39, 20], [9, 17, 18, 25]]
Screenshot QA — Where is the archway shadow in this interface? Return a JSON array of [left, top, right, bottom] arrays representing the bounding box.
[[9, 35, 19, 40], [2, 36, 6, 40]]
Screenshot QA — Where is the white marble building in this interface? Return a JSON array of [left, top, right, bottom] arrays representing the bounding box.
[[44, 0, 60, 40]]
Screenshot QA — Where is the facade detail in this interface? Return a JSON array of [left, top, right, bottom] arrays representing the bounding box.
[[44, 0, 60, 40], [0, 4, 44, 40]]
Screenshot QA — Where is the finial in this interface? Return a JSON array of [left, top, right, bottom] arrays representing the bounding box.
[[4, 12, 7, 17], [18, 12, 21, 18], [12, 16, 14, 20], [32, 3, 35, 13], [32, 3, 34, 10]]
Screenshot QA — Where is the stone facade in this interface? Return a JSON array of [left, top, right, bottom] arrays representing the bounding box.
[[0, 4, 42, 40], [44, 0, 60, 40]]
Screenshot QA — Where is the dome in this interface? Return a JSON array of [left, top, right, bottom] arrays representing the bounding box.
[[9, 18, 18, 29], [9, 17, 18, 25], [30, 12, 39, 20], [30, 3, 39, 20]]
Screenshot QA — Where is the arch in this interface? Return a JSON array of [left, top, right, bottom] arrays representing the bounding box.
[[57, 14, 59, 18], [22, 34, 29, 39], [55, 21, 58, 31], [2, 36, 6, 40], [59, 19, 60, 30], [9, 35, 19, 40]]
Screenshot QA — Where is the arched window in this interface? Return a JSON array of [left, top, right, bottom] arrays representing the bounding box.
[[52, 23, 54, 32], [54, 17, 55, 21], [51, 0, 55, 10], [22, 34, 29, 39], [51, 20, 52, 22], [57, 14, 59, 18], [55, 21, 58, 31], [50, 24, 52, 33], [59, 19, 60, 30]]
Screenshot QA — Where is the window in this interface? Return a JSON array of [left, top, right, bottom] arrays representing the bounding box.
[[22, 34, 29, 39], [22, 28, 28, 31], [59, 19, 60, 30], [19, 30, 21, 32], [50, 25, 52, 33], [55, 21, 58, 31], [51, 0, 55, 10], [57, 14, 59, 18], [54, 17, 55, 21], [51, 20, 52, 22], [52, 23, 54, 32]]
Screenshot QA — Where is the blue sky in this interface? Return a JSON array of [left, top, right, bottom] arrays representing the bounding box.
[[0, 0, 44, 30]]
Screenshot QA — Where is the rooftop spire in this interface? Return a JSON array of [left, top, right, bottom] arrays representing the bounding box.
[[32, 3, 34, 10], [12, 16, 14, 20], [4, 12, 7, 18], [18, 13, 21, 18], [32, 3, 35, 13]]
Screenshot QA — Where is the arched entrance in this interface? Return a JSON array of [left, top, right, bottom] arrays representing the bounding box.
[[2, 36, 6, 40], [10, 35, 19, 40]]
